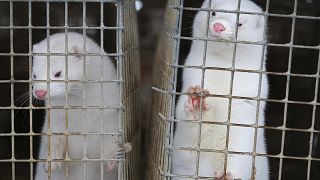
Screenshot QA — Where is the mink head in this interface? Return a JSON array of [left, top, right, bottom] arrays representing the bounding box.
[[32, 32, 99, 100], [193, 0, 265, 43]]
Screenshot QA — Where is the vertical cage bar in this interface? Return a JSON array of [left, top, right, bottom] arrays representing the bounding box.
[[165, 0, 184, 179], [194, 0, 213, 179], [116, 0, 124, 179], [223, 0, 242, 177], [250, 0, 270, 178], [9, 1, 15, 179], [81, 2, 88, 179], [28, 1, 34, 179], [64, 1, 70, 178], [278, 0, 298, 179], [306, 38, 320, 180], [45, 1, 52, 179], [100, 1, 104, 179]]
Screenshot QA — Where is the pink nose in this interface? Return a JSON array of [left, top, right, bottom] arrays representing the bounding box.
[[213, 23, 226, 32], [35, 90, 47, 98]]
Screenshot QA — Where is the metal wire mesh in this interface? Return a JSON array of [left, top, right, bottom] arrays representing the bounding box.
[[147, 0, 320, 179], [0, 0, 140, 180]]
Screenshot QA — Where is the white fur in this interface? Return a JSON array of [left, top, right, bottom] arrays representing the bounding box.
[[172, 0, 269, 179], [33, 32, 120, 180]]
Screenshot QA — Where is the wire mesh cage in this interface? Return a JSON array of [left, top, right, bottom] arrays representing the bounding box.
[[0, 0, 140, 180], [147, 0, 320, 179]]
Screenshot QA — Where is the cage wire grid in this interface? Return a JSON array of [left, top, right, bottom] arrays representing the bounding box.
[[147, 0, 320, 179], [0, 0, 140, 180]]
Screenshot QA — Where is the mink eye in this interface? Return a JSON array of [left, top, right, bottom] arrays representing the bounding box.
[[211, 11, 216, 16], [238, 23, 243, 27], [54, 71, 62, 78]]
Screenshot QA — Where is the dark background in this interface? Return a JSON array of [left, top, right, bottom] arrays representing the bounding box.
[[0, 0, 320, 179]]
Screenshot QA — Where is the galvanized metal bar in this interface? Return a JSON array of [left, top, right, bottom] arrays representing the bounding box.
[[45, 1, 53, 179], [278, 0, 298, 179], [223, 0, 242, 177], [194, 0, 211, 177], [9, 1, 15, 179], [28, 1, 34, 179], [306, 9, 320, 180], [64, 1, 70, 179], [251, 0, 270, 178], [100, 2, 104, 179], [116, 0, 125, 179]]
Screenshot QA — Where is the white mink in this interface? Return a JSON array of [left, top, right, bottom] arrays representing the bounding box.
[[172, 0, 269, 179], [33, 32, 130, 180]]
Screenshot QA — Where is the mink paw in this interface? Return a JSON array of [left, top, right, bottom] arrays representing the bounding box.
[[184, 85, 210, 113], [43, 142, 64, 172], [214, 171, 234, 180], [44, 161, 62, 172], [106, 142, 132, 172]]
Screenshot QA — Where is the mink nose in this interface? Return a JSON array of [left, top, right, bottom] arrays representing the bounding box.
[[35, 90, 47, 98], [213, 23, 226, 32]]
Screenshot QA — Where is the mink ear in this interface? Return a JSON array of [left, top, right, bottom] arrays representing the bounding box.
[[70, 46, 82, 59], [202, 0, 212, 8]]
